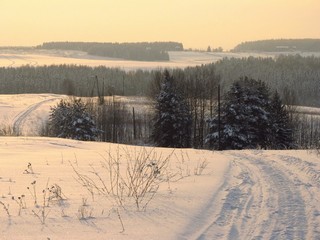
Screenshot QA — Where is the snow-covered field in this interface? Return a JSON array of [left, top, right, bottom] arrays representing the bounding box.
[[1, 94, 320, 239], [1, 49, 320, 71], [1, 138, 320, 239]]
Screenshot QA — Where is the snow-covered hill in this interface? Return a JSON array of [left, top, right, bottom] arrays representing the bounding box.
[[1, 137, 320, 239]]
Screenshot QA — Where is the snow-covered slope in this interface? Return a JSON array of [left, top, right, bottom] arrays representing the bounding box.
[[1, 137, 320, 239], [0, 137, 230, 240], [1, 94, 320, 239]]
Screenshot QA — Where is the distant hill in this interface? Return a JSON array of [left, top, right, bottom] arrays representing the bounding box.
[[37, 41, 184, 62], [233, 39, 320, 52]]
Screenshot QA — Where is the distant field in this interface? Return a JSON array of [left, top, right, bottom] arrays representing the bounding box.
[[1, 49, 320, 71]]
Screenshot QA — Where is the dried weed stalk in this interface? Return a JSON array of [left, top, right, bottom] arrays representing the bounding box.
[[71, 147, 175, 211]]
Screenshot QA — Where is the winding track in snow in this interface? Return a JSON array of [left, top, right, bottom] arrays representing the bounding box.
[[12, 97, 60, 135], [180, 151, 320, 240]]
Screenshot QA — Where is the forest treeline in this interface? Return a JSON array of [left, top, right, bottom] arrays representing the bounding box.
[[1, 54, 320, 148], [37, 41, 184, 61], [233, 39, 320, 52], [0, 64, 152, 96], [0, 54, 319, 107]]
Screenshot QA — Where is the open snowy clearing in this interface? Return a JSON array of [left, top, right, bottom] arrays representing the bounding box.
[[1, 49, 320, 71], [1, 94, 320, 239]]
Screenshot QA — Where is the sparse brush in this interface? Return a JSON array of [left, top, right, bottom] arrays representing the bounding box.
[[194, 159, 209, 176], [32, 186, 50, 225], [174, 151, 191, 180], [77, 205, 94, 220], [116, 208, 125, 233], [82, 197, 88, 206], [23, 162, 34, 174], [71, 147, 175, 211], [48, 184, 66, 204], [27, 180, 37, 206], [0, 124, 14, 136], [12, 195, 26, 216], [0, 200, 10, 217], [32, 207, 50, 225], [123, 148, 171, 210], [70, 162, 96, 201]]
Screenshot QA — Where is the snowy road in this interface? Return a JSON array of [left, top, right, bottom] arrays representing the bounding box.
[[12, 96, 60, 135], [181, 151, 320, 240]]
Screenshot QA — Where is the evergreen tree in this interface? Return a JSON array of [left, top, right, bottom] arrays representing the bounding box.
[[152, 70, 192, 148], [206, 77, 271, 150], [268, 91, 294, 149], [49, 98, 100, 141]]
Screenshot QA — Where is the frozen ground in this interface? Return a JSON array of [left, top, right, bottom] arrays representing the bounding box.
[[1, 49, 320, 71], [1, 94, 320, 239]]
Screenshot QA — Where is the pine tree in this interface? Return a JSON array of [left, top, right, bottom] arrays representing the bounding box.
[[49, 98, 100, 141], [268, 91, 294, 149], [152, 70, 192, 148]]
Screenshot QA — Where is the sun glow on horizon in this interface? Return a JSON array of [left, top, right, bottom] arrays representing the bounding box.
[[1, 0, 320, 50]]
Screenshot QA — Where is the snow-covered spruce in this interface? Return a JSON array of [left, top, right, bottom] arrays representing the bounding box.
[[268, 91, 295, 149], [152, 70, 192, 148], [206, 77, 294, 150], [49, 98, 100, 141]]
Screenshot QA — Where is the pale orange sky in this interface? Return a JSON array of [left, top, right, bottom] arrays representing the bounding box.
[[1, 0, 320, 50]]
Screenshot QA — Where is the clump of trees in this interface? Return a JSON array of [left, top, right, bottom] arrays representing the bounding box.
[[206, 77, 295, 150]]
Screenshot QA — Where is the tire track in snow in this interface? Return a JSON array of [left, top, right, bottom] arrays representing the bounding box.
[[255, 158, 307, 239], [231, 152, 310, 239], [209, 160, 264, 240], [276, 154, 320, 238], [181, 151, 314, 239], [180, 157, 265, 240], [12, 97, 60, 135], [278, 155, 320, 187]]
